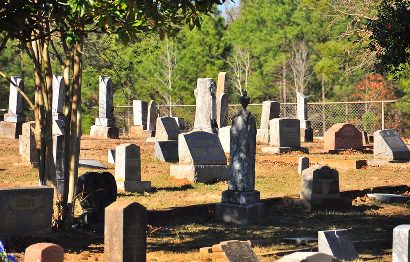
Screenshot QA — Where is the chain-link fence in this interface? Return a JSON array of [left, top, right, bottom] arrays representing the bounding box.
[[3, 100, 401, 136]]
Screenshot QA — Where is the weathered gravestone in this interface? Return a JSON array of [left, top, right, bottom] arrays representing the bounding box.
[[151, 117, 181, 162], [0, 76, 26, 139], [105, 201, 147, 262], [261, 118, 308, 154], [298, 156, 309, 175], [373, 129, 410, 161], [20, 121, 37, 166], [393, 224, 410, 262], [76, 172, 117, 224], [90, 76, 119, 139], [277, 252, 340, 262], [115, 143, 151, 192], [52, 75, 65, 120], [0, 186, 53, 239], [216, 72, 229, 129], [170, 131, 228, 183], [216, 92, 264, 225], [362, 131, 369, 145], [256, 101, 280, 144], [130, 100, 155, 138], [318, 229, 358, 261], [211, 240, 259, 262], [52, 75, 65, 194], [324, 123, 363, 153], [218, 125, 231, 153], [24, 243, 64, 262], [300, 165, 351, 210], [296, 92, 313, 142], [146, 100, 157, 132], [193, 78, 217, 133]]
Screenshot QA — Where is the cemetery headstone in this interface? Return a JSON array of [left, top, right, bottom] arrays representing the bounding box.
[[300, 165, 351, 210], [298, 156, 309, 175], [211, 240, 259, 262], [373, 129, 410, 161], [170, 131, 228, 183], [24, 243, 64, 262], [256, 101, 280, 144], [52, 75, 65, 120], [277, 252, 340, 262], [216, 72, 229, 128], [146, 100, 158, 132], [53, 135, 65, 194], [362, 131, 369, 145], [324, 123, 363, 153], [193, 78, 217, 133], [151, 117, 181, 162], [20, 121, 37, 166], [0, 186, 53, 239], [393, 224, 410, 262], [108, 148, 115, 164], [318, 229, 358, 261], [78, 159, 107, 169], [218, 125, 231, 153], [261, 118, 308, 154], [0, 76, 25, 138], [90, 76, 119, 139], [105, 201, 147, 262], [130, 100, 155, 138], [75, 172, 117, 224], [297, 92, 313, 142], [115, 143, 151, 192], [216, 92, 264, 224]]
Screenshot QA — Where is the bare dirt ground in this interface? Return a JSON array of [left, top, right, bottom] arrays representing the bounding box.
[[0, 136, 409, 261]]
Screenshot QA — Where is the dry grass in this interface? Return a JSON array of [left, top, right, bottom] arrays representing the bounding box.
[[1, 136, 409, 261]]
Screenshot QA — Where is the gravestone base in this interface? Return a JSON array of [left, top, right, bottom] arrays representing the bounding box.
[[155, 140, 178, 163], [129, 125, 154, 138], [218, 126, 231, 153], [301, 197, 352, 211], [0, 121, 22, 139], [367, 159, 410, 167], [221, 190, 260, 205], [170, 164, 228, 183], [256, 129, 269, 144], [90, 125, 119, 139], [261, 146, 309, 154], [117, 181, 151, 193], [300, 127, 313, 142], [215, 202, 264, 225]]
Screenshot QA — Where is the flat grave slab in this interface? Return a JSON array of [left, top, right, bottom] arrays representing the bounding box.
[[367, 193, 409, 203]]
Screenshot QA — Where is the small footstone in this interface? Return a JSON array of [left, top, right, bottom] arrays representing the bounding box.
[[318, 229, 358, 261], [211, 240, 258, 262], [24, 243, 64, 262]]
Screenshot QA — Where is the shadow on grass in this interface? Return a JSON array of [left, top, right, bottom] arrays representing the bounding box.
[[152, 184, 194, 192]]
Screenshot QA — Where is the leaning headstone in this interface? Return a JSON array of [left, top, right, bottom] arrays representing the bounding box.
[[256, 101, 280, 144], [277, 252, 339, 262], [193, 78, 217, 133], [393, 225, 410, 262], [75, 172, 117, 224], [297, 92, 313, 142], [211, 240, 259, 262], [170, 131, 228, 183], [21, 121, 38, 166], [90, 76, 119, 139], [115, 143, 151, 192], [105, 201, 147, 262], [324, 123, 363, 153], [261, 118, 308, 154], [0, 76, 26, 139], [373, 129, 410, 161], [300, 165, 351, 210], [216, 92, 264, 225], [318, 229, 358, 261], [298, 157, 309, 175], [216, 72, 229, 128], [24, 243, 64, 262], [0, 186, 53, 239]]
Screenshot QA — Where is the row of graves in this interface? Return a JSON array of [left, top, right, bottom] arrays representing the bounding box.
[[0, 73, 409, 261]]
